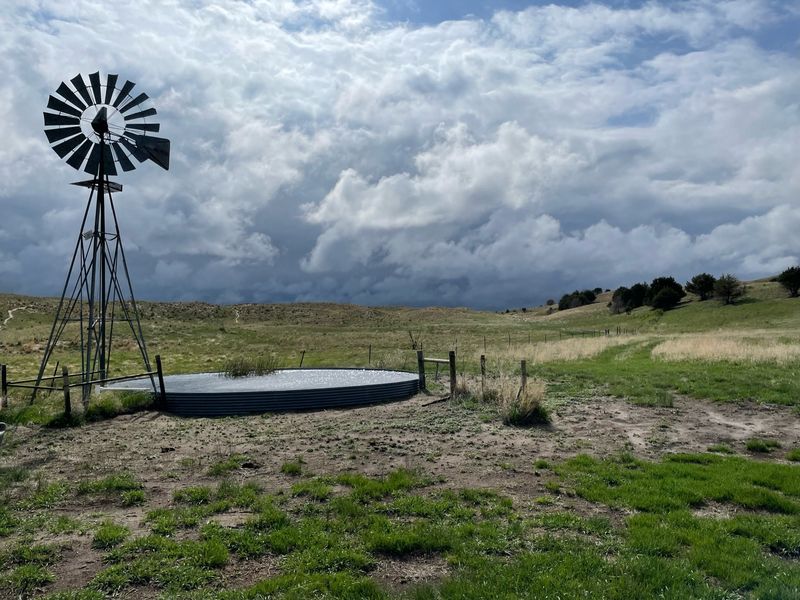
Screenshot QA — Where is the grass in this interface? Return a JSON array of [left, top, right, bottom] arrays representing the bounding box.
[[92, 521, 129, 549], [788, 449, 800, 462], [1, 459, 799, 597], [538, 341, 800, 406], [707, 443, 735, 454], [746, 438, 782, 453], [280, 460, 304, 476], [208, 454, 249, 476], [222, 355, 281, 378]]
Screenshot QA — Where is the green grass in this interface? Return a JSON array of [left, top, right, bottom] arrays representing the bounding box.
[[92, 521, 129, 549], [208, 454, 249, 476], [788, 449, 800, 462], [557, 452, 800, 513], [539, 341, 800, 405], [1, 461, 800, 598], [746, 438, 782, 453], [707, 443, 735, 454], [291, 479, 332, 502], [280, 460, 304, 476]]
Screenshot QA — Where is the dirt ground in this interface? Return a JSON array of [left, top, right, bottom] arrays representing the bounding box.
[[2, 393, 799, 597]]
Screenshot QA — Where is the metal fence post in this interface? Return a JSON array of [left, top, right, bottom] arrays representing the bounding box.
[[61, 367, 71, 417], [155, 355, 167, 405]]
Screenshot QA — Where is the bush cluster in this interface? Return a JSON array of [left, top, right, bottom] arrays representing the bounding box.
[[609, 278, 688, 313], [558, 289, 596, 311]]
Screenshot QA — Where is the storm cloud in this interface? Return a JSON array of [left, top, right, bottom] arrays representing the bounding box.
[[1, 0, 798, 308]]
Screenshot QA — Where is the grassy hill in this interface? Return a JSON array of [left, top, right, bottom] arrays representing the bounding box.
[[1, 278, 798, 411], [2, 281, 800, 598]]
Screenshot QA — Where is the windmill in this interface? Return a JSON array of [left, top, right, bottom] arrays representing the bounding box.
[[34, 71, 170, 403]]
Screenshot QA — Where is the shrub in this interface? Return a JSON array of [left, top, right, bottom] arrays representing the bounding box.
[[645, 277, 685, 308], [777, 266, 800, 297], [500, 382, 550, 427], [685, 273, 716, 301], [714, 274, 746, 305], [545, 299, 555, 306], [787, 449, 800, 462], [650, 287, 683, 310], [558, 289, 596, 311]]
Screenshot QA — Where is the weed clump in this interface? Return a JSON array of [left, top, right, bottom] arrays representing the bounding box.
[[787, 449, 800, 462], [223, 355, 281, 378], [500, 380, 550, 427], [746, 438, 781, 453], [280, 460, 304, 476]]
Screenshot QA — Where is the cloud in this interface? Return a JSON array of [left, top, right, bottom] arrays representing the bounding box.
[[0, 0, 798, 308]]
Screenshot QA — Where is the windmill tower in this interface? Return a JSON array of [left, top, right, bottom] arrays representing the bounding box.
[[35, 72, 170, 403]]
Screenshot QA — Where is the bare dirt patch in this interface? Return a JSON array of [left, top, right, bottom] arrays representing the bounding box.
[[2, 392, 799, 594]]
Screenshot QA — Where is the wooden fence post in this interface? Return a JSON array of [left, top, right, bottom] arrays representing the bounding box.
[[368, 345, 371, 365], [508, 332, 511, 348], [416, 350, 426, 392], [61, 367, 71, 417], [480, 355, 486, 399], [448, 351, 457, 398], [155, 355, 167, 405], [520, 360, 527, 392], [483, 335, 486, 352], [1, 365, 7, 409]]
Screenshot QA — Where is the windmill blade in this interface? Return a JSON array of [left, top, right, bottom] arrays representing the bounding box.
[[112, 80, 136, 108], [102, 144, 117, 177], [84, 143, 102, 175], [44, 112, 80, 127], [55, 81, 86, 111], [47, 95, 82, 117], [126, 132, 170, 170], [119, 92, 149, 114], [112, 142, 136, 172], [70, 74, 94, 107], [51, 133, 87, 158], [126, 122, 160, 132], [66, 139, 94, 170], [104, 74, 118, 104], [89, 71, 103, 104], [123, 107, 157, 121], [119, 137, 147, 162], [45, 126, 82, 144]]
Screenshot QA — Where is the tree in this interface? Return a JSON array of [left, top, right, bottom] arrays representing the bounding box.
[[714, 274, 746, 305], [546, 299, 555, 306], [777, 266, 800, 297], [628, 283, 649, 308], [609, 287, 631, 314], [592, 287, 603, 295], [651, 287, 683, 310], [558, 290, 597, 311], [685, 273, 716, 301], [645, 277, 685, 309]]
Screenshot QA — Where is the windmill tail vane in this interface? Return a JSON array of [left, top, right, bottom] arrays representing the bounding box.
[[33, 71, 170, 404]]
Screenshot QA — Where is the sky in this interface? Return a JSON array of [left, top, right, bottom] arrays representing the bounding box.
[[0, 0, 798, 309]]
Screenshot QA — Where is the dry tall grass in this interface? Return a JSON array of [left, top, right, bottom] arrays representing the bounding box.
[[456, 375, 549, 425], [652, 335, 800, 364], [487, 335, 640, 365]]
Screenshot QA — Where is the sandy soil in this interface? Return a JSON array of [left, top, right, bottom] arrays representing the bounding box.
[[1, 393, 798, 597]]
